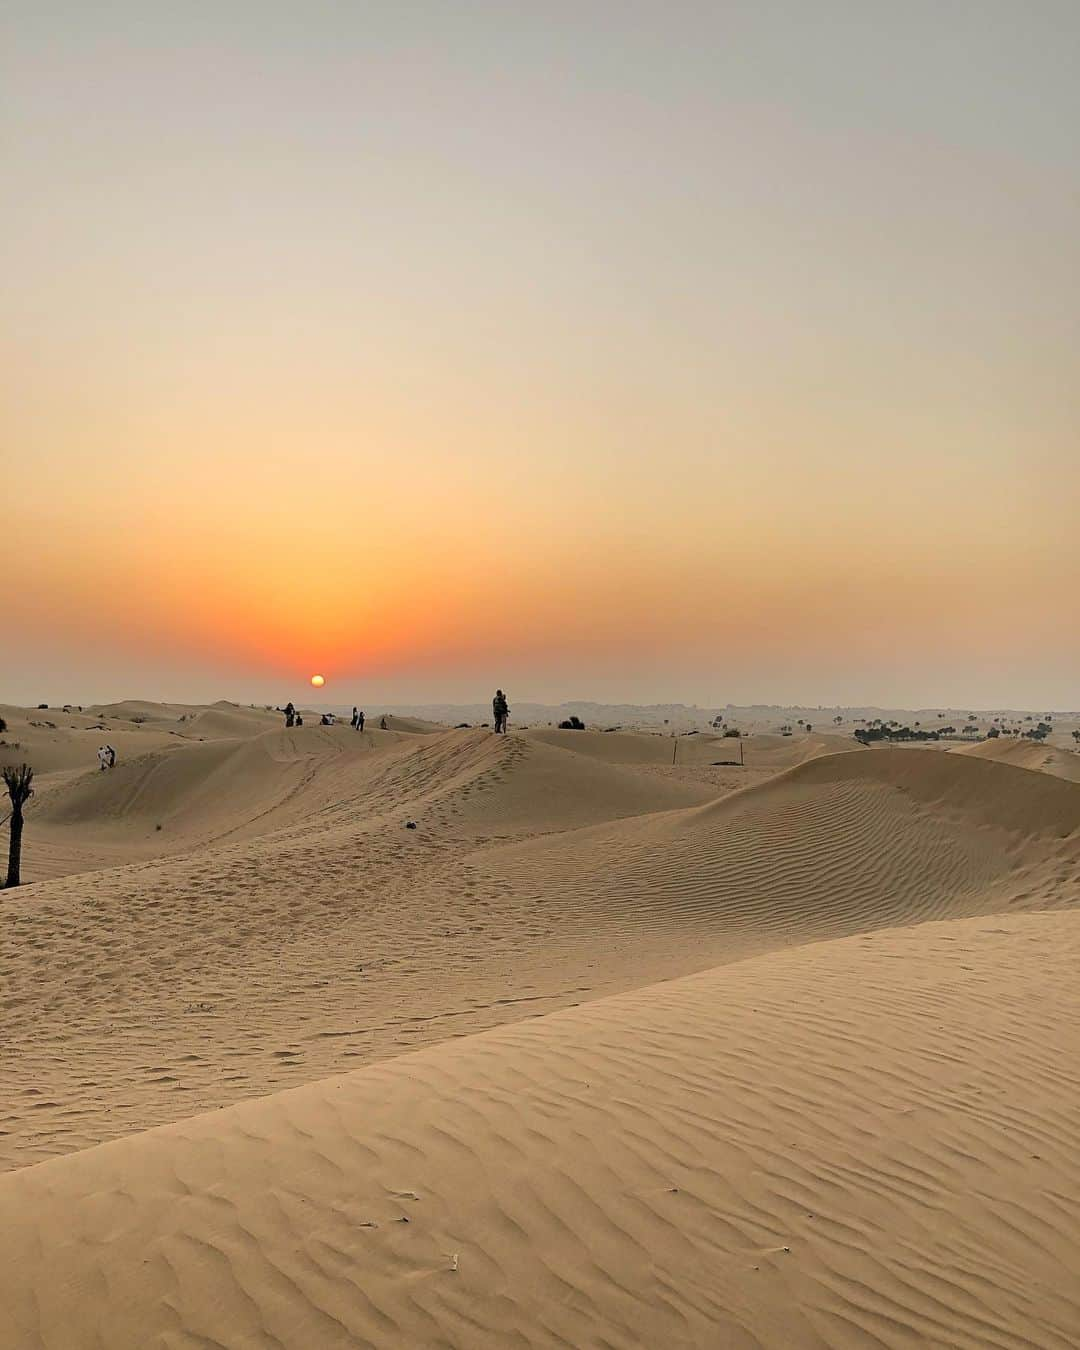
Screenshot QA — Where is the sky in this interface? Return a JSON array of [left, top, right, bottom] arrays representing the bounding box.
[[5, 1, 1079, 709]]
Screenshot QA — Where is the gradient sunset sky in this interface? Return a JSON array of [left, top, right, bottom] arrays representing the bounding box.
[[6, 2, 1078, 709]]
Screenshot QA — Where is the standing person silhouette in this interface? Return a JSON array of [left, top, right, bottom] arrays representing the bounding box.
[[493, 689, 509, 734], [358, 710, 365, 732]]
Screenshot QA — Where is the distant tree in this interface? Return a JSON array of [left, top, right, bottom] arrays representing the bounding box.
[[987, 727, 1000, 738], [805, 723, 812, 733], [3, 763, 34, 888], [833, 715, 843, 725], [1072, 730, 1080, 747]]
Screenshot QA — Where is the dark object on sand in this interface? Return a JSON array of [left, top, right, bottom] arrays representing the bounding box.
[[558, 716, 586, 730], [455, 722, 471, 729], [405, 821, 417, 830], [3, 762, 35, 889]]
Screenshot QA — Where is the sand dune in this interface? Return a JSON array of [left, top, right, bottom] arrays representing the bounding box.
[[1, 728, 721, 1168], [3, 909, 1078, 1349], [35, 725, 399, 839], [0, 703, 182, 775], [173, 703, 283, 739], [88, 698, 203, 722], [369, 712, 447, 735], [528, 726, 859, 770], [477, 748, 1080, 960], [954, 734, 1080, 783], [18, 724, 718, 885], [4, 703, 1079, 1346], [16, 720, 446, 882], [4, 733, 1076, 1177]]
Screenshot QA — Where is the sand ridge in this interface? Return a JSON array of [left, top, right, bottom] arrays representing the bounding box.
[[2, 910, 1078, 1349]]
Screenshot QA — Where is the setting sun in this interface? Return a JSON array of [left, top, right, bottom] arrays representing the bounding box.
[[310, 674, 325, 688]]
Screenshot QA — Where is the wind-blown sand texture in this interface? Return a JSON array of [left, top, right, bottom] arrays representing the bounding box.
[[2, 702, 1078, 1347]]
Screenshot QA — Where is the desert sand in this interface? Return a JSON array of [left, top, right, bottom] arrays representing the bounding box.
[[2, 700, 1079, 1347]]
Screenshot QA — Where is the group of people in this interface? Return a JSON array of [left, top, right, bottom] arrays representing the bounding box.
[[280, 694, 511, 735], [280, 702, 372, 730], [96, 745, 117, 771]]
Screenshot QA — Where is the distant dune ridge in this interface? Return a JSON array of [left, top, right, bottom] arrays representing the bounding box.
[[1, 699, 1079, 1347]]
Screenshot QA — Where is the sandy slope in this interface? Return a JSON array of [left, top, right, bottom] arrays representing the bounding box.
[[3, 738, 1076, 1174], [528, 726, 860, 772], [0, 702, 183, 775], [476, 748, 1080, 959], [3, 909, 1078, 1350], [1, 729, 719, 1168], [954, 734, 1080, 783]]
